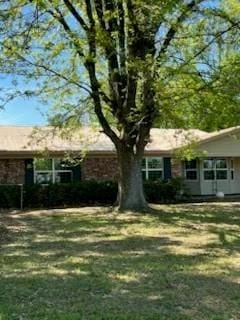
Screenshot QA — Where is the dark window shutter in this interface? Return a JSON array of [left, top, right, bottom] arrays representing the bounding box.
[[25, 159, 34, 185], [71, 164, 81, 182], [163, 157, 172, 180]]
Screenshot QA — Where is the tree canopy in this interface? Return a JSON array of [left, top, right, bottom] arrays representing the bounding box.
[[0, 0, 239, 210]]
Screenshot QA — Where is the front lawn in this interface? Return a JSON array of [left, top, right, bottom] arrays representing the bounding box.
[[0, 203, 240, 320]]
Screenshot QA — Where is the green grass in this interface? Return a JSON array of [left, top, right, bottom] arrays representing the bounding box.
[[0, 203, 240, 320]]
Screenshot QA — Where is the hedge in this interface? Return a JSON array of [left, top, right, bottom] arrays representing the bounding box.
[[0, 185, 21, 208], [0, 178, 189, 209]]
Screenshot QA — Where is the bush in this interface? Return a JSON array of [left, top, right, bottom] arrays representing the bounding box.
[[23, 181, 118, 208], [0, 178, 188, 209], [144, 178, 189, 203], [0, 185, 22, 208]]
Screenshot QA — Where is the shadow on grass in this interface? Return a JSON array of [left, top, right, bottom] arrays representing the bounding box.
[[148, 203, 240, 226], [0, 204, 240, 320], [1, 264, 239, 320]]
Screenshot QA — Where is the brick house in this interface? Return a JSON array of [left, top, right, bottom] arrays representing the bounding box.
[[1, 125, 240, 196]]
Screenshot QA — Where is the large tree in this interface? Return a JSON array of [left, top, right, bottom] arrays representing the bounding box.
[[0, 0, 239, 210]]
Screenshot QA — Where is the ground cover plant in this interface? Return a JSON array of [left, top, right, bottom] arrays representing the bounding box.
[[0, 203, 240, 319]]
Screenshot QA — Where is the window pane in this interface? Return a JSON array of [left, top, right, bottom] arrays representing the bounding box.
[[216, 170, 227, 180], [148, 157, 163, 169], [141, 158, 146, 169], [185, 160, 197, 170], [204, 170, 214, 180], [35, 158, 52, 170], [55, 172, 72, 183], [35, 172, 53, 184], [54, 158, 71, 170], [148, 170, 163, 181], [186, 171, 197, 180], [203, 160, 214, 169], [216, 159, 227, 169], [231, 170, 234, 180]]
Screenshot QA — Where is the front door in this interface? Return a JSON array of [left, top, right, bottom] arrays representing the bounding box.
[[201, 158, 231, 195]]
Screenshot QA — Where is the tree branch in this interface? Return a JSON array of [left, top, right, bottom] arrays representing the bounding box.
[[4, 45, 92, 94], [47, 7, 85, 58], [178, 20, 240, 70], [126, 0, 139, 43], [118, 0, 126, 74], [84, 0, 120, 144], [93, 0, 127, 123], [94, 0, 106, 30], [63, 0, 89, 31], [157, 0, 205, 60]]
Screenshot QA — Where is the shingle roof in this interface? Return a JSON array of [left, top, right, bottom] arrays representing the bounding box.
[[0, 126, 82, 153], [145, 128, 210, 152], [0, 125, 237, 155]]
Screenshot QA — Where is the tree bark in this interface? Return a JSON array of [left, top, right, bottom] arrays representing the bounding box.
[[117, 147, 149, 211]]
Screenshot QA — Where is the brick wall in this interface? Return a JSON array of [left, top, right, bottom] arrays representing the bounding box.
[[0, 159, 25, 184], [82, 157, 118, 181], [171, 159, 182, 178], [82, 156, 183, 181]]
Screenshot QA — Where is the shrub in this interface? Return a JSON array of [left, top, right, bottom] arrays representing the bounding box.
[[23, 181, 118, 208], [0, 179, 188, 209], [144, 178, 189, 203], [0, 185, 22, 208]]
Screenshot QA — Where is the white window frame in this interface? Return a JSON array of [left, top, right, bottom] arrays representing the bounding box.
[[34, 158, 73, 184], [184, 160, 198, 181], [203, 158, 228, 181], [142, 157, 163, 181]]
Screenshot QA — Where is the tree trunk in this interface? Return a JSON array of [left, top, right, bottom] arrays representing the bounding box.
[[117, 148, 149, 212]]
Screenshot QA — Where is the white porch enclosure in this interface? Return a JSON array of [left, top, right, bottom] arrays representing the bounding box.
[[184, 157, 240, 196], [185, 128, 240, 196], [200, 158, 239, 195]]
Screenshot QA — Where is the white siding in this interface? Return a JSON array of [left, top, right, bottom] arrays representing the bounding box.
[[197, 135, 240, 157]]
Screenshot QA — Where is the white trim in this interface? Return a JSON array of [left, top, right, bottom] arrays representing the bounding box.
[[184, 160, 198, 181], [142, 157, 163, 180], [52, 158, 55, 183], [34, 158, 73, 184], [203, 158, 228, 181]]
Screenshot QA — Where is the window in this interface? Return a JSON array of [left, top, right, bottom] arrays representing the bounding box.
[[142, 157, 163, 181], [34, 158, 73, 184], [203, 159, 228, 180], [184, 160, 197, 180], [203, 159, 215, 180]]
